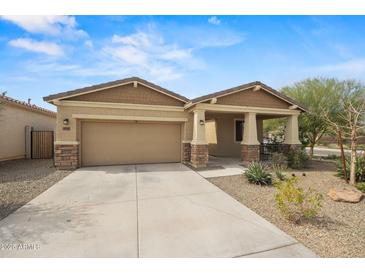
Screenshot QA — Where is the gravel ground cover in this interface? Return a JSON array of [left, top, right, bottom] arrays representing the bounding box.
[[0, 159, 71, 220], [208, 160, 365, 258]]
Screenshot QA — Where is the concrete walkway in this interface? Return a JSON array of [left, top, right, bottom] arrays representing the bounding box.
[[196, 156, 247, 178], [0, 164, 315, 258]]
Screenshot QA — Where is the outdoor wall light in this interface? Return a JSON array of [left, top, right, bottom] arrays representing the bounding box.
[[63, 118, 69, 125], [199, 119, 205, 125]]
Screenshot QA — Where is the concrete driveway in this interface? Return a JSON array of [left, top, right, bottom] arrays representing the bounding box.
[[0, 163, 315, 258]]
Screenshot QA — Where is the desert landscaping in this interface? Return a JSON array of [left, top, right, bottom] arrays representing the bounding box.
[[0, 159, 71, 220], [209, 160, 365, 258]]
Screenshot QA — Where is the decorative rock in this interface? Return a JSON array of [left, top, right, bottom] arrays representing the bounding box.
[[328, 188, 364, 203]]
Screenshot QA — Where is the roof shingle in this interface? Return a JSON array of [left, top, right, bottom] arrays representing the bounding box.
[[43, 77, 190, 103]]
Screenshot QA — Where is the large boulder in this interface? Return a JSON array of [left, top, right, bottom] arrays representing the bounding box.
[[328, 188, 364, 203]]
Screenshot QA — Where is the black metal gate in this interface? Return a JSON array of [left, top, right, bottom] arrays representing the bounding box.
[[260, 144, 286, 161]]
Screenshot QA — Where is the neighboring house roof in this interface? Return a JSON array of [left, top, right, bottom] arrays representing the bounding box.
[[0, 94, 56, 117], [190, 81, 308, 112], [43, 76, 190, 103]]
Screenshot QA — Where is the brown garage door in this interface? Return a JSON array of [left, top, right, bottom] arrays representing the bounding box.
[[81, 121, 181, 166]]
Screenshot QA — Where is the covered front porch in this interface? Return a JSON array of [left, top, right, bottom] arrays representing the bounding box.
[[188, 103, 301, 168]]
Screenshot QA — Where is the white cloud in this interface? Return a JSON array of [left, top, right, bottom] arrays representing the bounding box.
[[314, 59, 365, 75], [112, 32, 151, 48], [208, 16, 221, 26], [201, 34, 242, 48], [9, 38, 64, 56], [1, 15, 87, 39], [12, 24, 243, 83], [110, 31, 194, 62], [104, 45, 148, 66], [84, 40, 94, 48], [160, 49, 192, 60], [103, 31, 202, 81], [287, 58, 365, 84], [148, 65, 183, 81]]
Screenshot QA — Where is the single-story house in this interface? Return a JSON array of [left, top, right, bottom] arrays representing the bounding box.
[[0, 94, 56, 161], [43, 77, 306, 169]]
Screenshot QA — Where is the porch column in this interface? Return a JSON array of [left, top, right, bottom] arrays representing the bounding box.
[[241, 112, 260, 163], [284, 114, 301, 151], [190, 109, 208, 168]]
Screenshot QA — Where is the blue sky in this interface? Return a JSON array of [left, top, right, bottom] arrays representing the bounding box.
[[1, 15, 365, 110]]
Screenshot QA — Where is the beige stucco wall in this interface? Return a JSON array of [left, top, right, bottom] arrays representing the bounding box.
[[56, 105, 193, 142], [0, 103, 56, 161], [205, 120, 217, 142], [56, 104, 193, 165], [205, 113, 243, 157], [205, 113, 264, 158], [205, 119, 218, 155], [53, 83, 298, 163], [257, 118, 264, 143]]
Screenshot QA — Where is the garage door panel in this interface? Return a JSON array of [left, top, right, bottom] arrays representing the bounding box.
[[82, 121, 181, 166]]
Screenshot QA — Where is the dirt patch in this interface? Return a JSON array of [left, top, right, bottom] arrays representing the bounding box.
[[208, 160, 365, 258], [0, 159, 71, 220]]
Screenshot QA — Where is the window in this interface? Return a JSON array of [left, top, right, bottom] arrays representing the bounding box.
[[235, 119, 244, 142]]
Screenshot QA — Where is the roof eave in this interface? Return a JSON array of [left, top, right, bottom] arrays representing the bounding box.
[[189, 81, 308, 113], [43, 77, 189, 104]]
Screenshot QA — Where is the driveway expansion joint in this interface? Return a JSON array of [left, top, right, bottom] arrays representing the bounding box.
[[233, 242, 301, 258]]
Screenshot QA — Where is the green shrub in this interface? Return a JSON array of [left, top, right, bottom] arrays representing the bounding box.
[[245, 162, 272, 185], [356, 182, 365, 193], [336, 156, 365, 182], [287, 149, 309, 169], [274, 169, 287, 181], [274, 177, 322, 223], [270, 152, 288, 181]]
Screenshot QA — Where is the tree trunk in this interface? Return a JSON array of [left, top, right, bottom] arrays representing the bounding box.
[[338, 130, 348, 184], [309, 144, 314, 158], [349, 129, 357, 185]]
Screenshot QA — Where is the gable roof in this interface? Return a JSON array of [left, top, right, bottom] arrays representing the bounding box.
[[43, 77, 307, 112], [0, 94, 56, 117], [43, 77, 190, 103], [190, 81, 307, 112]]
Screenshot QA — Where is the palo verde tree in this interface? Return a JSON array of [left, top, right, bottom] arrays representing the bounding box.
[[281, 78, 339, 157], [263, 118, 286, 142]]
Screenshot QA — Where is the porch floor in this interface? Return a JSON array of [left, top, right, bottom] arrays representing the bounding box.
[[195, 156, 247, 178]]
